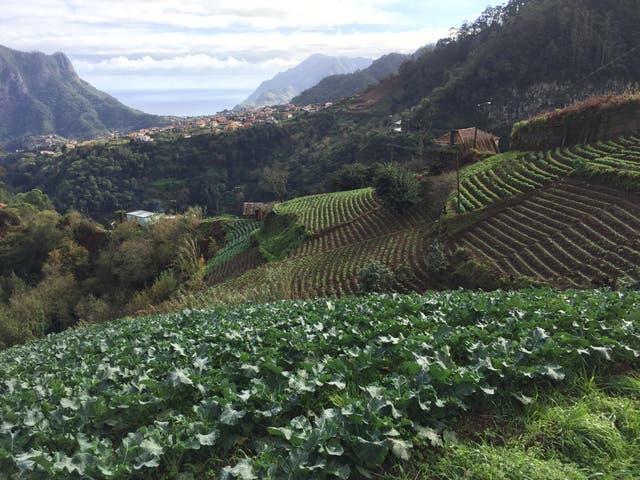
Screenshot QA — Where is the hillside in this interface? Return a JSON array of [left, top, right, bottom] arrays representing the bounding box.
[[165, 95, 639, 306], [236, 54, 372, 109], [292, 53, 408, 105], [511, 95, 640, 151], [6, 0, 640, 222], [0, 45, 163, 145], [345, 0, 640, 139], [192, 181, 451, 305], [1, 290, 638, 478]]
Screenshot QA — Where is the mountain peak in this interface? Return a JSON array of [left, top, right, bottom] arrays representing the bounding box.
[[0, 44, 162, 144], [236, 54, 373, 110]]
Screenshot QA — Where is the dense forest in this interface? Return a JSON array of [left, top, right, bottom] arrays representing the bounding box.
[[2, 117, 426, 220], [395, 0, 640, 135], [0, 176, 248, 348]]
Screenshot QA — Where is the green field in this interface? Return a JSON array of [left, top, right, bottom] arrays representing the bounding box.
[[1, 289, 638, 478], [446, 135, 640, 214]]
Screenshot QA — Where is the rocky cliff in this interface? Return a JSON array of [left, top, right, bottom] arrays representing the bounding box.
[[0, 45, 162, 144]]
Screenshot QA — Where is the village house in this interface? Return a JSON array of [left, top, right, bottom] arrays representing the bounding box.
[[125, 210, 162, 225], [434, 127, 501, 156]]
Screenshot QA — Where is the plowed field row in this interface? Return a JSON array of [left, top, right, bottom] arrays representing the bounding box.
[[274, 188, 377, 234], [453, 179, 640, 287], [290, 226, 431, 298], [292, 202, 425, 258], [207, 247, 265, 284], [448, 135, 640, 214], [448, 150, 574, 213]]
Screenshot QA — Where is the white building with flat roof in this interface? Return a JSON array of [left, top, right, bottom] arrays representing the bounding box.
[[125, 210, 161, 225]]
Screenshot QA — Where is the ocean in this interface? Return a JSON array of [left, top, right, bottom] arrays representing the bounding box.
[[106, 88, 253, 117]]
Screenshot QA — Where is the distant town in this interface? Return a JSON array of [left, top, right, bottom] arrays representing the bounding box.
[[21, 102, 335, 156]]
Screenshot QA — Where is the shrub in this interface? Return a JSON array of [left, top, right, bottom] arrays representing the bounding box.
[[331, 163, 373, 191], [357, 261, 395, 293], [253, 212, 307, 262], [425, 238, 449, 273], [374, 164, 420, 211]]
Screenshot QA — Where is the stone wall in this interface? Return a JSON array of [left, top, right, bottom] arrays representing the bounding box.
[[508, 91, 640, 151]]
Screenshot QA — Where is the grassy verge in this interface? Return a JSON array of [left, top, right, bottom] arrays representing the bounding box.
[[381, 371, 640, 479]]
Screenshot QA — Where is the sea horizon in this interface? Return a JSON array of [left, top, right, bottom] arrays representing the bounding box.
[[106, 88, 254, 117]]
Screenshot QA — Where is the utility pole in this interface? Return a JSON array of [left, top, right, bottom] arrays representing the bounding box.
[[450, 129, 462, 213], [456, 149, 461, 213], [474, 101, 492, 150]]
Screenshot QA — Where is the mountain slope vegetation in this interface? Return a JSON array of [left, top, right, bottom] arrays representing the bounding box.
[[382, 0, 640, 137], [0, 45, 162, 145], [236, 54, 372, 109], [292, 53, 408, 105], [4, 0, 639, 220]]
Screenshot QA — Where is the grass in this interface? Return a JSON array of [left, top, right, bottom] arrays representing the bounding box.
[[384, 373, 640, 479]]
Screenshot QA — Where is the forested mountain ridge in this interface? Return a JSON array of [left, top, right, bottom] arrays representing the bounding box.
[[235, 54, 372, 109], [384, 0, 640, 139], [292, 53, 408, 105], [0, 45, 163, 145]]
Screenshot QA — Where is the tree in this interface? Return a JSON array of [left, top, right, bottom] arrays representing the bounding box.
[[0, 166, 6, 201], [374, 164, 420, 211], [261, 165, 289, 201], [331, 163, 373, 191]]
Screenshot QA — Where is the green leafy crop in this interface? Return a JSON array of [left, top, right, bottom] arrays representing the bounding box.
[[0, 289, 638, 478]]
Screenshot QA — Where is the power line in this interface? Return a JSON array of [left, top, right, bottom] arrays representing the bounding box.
[[576, 42, 640, 84]]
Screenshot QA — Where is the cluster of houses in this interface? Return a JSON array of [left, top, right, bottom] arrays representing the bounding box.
[[119, 101, 336, 142], [19, 101, 337, 156]]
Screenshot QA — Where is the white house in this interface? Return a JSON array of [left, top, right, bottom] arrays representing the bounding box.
[[125, 210, 161, 225]]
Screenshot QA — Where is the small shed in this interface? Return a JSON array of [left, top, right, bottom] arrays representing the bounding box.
[[435, 127, 500, 156], [125, 210, 161, 225], [243, 202, 264, 218]]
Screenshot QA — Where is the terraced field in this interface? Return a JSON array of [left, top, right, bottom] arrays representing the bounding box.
[[290, 226, 432, 298], [449, 135, 640, 214], [206, 135, 640, 295], [453, 178, 640, 287], [274, 187, 377, 233], [447, 150, 574, 213], [206, 188, 436, 298], [291, 200, 425, 259], [205, 219, 261, 282]]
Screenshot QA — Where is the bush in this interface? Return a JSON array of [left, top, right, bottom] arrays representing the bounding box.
[[425, 238, 449, 273], [374, 164, 420, 211], [357, 261, 395, 293], [331, 163, 373, 191]]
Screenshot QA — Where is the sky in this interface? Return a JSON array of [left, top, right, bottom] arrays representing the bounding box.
[[1, 0, 493, 93]]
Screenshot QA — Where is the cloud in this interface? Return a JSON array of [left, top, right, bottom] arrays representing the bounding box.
[[74, 55, 296, 75], [0, 0, 486, 91]]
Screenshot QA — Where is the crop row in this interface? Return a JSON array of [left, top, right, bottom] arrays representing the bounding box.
[[292, 201, 426, 258], [1, 290, 638, 478], [454, 179, 640, 286], [290, 227, 430, 298], [207, 246, 265, 284], [447, 150, 573, 213], [448, 135, 640, 214], [274, 188, 378, 234], [207, 219, 260, 277]]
